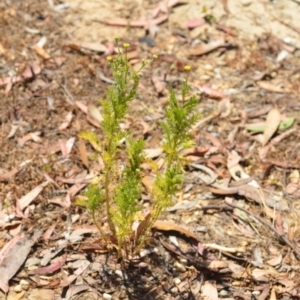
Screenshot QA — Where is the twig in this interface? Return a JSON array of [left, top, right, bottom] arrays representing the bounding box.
[[60, 83, 74, 104], [224, 199, 300, 257]]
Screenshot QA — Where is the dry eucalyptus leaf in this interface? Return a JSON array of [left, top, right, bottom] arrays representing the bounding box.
[[262, 108, 281, 146]]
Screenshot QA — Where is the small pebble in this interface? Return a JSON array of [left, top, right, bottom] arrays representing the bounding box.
[[14, 285, 22, 293], [173, 277, 181, 285], [219, 289, 230, 296], [103, 293, 112, 300], [20, 279, 29, 291], [174, 261, 186, 273]]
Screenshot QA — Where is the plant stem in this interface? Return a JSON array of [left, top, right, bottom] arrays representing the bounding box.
[[92, 212, 107, 241], [105, 170, 116, 235]]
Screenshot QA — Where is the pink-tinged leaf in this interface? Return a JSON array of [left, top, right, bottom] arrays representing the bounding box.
[[18, 181, 48, 210], [0, 76, 21, 86], [35, 255, 66, 275], [151, 5, 161, 18], [218, 97, 231, 117], [43, 224, 56, 242], [201, 281, 218, 300], [55, 175, 93, 185], [0, 231, 42, 293], [0, 167, 21, 182], [257, 285, 270, 300], [266, 253, 283, 267], [149, 14, 168, 26], [58, 112, 73, 130], [71, 41, 107, 53], [215, 23, 237, 36], [186, 18, 205, 29], [286, 182, 298, 195], [152, 76, 165, 94], [7, 124, 19, 138], [22, 61, 41, 78], [18, 131, 42, 147], [262, 108, 281, 146], [59, 137, 75, 157], [256, 81, 290, 93], [198, 85, 226, 99], [67, 182, 89, 201], [275, 212, 284, 235], [139, 121, 151, 135], [75, 101, 88, 114], [252, 269, 269, 282], [0, 234, 25, 265], [189, 39, 226, 56]]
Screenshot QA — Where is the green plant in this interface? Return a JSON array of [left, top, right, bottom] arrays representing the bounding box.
[[77, 40, 200, 258]]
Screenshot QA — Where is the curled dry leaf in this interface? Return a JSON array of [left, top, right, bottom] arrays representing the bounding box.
[[189, 39, 226, 56], [58, 112, 73, 130], [153, 220, 199, 241], [266, 253, 283, 267]]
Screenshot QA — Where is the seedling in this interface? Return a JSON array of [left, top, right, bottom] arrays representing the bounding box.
[[78, 39, 200, 258]]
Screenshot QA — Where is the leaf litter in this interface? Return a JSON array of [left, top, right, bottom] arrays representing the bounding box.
[[1, 0, 300, 299]]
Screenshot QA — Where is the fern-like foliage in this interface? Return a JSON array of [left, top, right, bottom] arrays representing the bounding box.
[[78, 131, 102, 152], [136, 76, 201, 251], [77, 40, 201, 258]]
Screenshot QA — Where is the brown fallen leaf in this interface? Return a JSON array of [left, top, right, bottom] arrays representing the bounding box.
[[79, 138, 89, 168], [152, 75, 165, 94], [266, 253, 283, 267], [256, 81, 290, 93], [215, 23, 237, 36], [34, 44, 50, 59], [189, 39, 226, 56], [18, 181, 49, 210], [0, 231, 42, 293], [153, 220, 199, 241], [198, 84, 226, 99], [0, 167, 21, 182], [58, 112, 73, 130]]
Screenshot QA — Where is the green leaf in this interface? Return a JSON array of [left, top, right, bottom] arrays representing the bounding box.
[[279, 117, 294, 130], [245, 117, 295, 132]]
